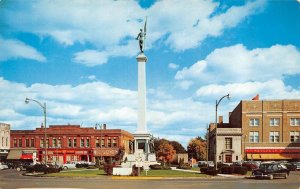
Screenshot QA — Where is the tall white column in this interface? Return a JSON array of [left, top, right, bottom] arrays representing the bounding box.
[[136, 53, 148, 134]]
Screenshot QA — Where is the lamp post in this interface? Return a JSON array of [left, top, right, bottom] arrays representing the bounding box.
[[215, 94, 230, 169], [25, 97, 47, 165]]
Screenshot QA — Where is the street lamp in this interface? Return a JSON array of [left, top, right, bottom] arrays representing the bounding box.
[[215, 94, 230, 169], [25, 97, 47, 165]]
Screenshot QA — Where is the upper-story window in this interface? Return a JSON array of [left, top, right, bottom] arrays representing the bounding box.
[[290, 118, 300, 126], [74, 139, 77, 147], [86, 138, 90, 147], [80, 139, 84, 147], [18, 139, 22, 147], [107, 138, 111, 147], [101, 139, 105, 148], [290, 131, 300, 143], [225, 138, 232, 149], [249, 118, 259, 126], [40, 139, 44, 148], [270, 131, 279, 143], [270, 118, 280, 126], [96, 139, 100, 148], [53, 138, 57, 147], [68, 138, 72, 147], [112, 138, 117, 148], [249, 131, 259, 143], [13, 138, 17, 147], [30, 139, 35, 147], [57, 139, 61, 148], [25, 139, 30, 147]]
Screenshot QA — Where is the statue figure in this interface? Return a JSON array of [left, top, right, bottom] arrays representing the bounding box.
[[136, 17, 147, 53]]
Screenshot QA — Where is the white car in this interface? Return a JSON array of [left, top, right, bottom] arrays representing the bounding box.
[[62, 161, 77, 169], [0, 162, 8, 170]]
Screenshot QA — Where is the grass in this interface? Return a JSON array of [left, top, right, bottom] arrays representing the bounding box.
[[140, 170, 209, 177], [47, 169, 106, 177]]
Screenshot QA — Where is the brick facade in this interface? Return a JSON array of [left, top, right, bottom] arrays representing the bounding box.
[[10, 125, 133, 164]]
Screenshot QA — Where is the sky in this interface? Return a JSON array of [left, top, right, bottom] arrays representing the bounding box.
[[0, 0, 300, 148]]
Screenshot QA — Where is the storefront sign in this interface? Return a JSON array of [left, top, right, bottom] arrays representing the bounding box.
[[94, 149, 118, 156]]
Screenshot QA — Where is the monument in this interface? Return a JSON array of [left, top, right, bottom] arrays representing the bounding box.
[[115, 18, 157, 175]]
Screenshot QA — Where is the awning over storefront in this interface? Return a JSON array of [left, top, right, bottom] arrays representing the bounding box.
[[247, 153, 300, 160], [6, 149, 22, 160]]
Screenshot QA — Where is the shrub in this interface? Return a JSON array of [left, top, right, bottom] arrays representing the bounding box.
[[220, 166, 234, 174], [149, 164, 171, 170], [103, 163, 116, 175], [206, 167, 219, 176], [233, 166, 247, 175], [177, 163, 191, 170]]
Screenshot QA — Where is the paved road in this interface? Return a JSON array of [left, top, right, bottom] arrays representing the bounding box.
[[0, 169, 299, 189]]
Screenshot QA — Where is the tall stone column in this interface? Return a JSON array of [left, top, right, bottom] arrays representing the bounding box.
[[136, 53, 148, 134]]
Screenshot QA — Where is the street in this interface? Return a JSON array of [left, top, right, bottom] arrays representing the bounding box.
[[0, 169, 299, 189]]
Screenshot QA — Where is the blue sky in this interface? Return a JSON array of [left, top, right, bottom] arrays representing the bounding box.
[[0, 0, 300, 147]]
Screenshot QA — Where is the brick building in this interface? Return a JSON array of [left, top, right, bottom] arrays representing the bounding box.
[[0, 123, 10, 161], [209, 99, 300, 162], [9, 124, 133, 164]]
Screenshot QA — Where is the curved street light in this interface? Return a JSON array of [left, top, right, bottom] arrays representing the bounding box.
[[25, 97, 47, 164], [215, 94, 230, 170]]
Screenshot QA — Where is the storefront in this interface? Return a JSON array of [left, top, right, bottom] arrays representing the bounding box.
[[245, 147, 300, 160]]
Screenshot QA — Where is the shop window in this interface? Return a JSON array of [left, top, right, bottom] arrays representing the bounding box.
[[270, 118, 280, 126], [290, 131, 300, 143], [25, 139, 30, 147], [290, 118, 300, 126], [249, 118, 259, 126], [270, 131, 279, 143]]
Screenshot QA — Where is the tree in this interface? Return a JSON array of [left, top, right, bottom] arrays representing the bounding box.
[[169, 141, 186, 153], [187, 136, 207, 161], [157, 142, 176, 165]]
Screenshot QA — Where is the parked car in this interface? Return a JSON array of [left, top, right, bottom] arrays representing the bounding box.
[[242, 161, 259, 171], [291, 162, 300, 171], [26, 164, 62, 174], [0, 162, 8, 170], [63, 161, 77, 169], [198, 161, 214, 168], [252, 163, 289, 180], [280, 162, 297, 171]]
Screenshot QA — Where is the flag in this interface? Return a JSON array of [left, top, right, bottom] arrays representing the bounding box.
[[252, 94, 259, 100]]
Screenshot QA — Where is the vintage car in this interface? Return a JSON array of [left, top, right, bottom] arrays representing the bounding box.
[[26, 164, 62, 174], [252, 163, 289, 180]]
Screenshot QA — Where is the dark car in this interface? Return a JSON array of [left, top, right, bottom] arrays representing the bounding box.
[[291, 162, 300, 171], [26, 164, 62, 174], [252, 163, 289, 180], [280, 163, 297, 171]]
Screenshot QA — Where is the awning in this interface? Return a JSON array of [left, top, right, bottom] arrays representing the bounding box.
[[6, 149, 22, 160], [247, 153, 300, 160]]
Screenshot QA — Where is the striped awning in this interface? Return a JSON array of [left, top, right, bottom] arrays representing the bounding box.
[[247, 153, 300, 160]]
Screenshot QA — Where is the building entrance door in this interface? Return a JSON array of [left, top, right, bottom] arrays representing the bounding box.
[[225, 155, 232, 163]]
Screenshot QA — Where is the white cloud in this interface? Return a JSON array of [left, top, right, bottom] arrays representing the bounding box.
[[175, 44, 300, 88], [3, 0, 266, 65], [168, 63, 179, 70], [0, 37, 46, 62]]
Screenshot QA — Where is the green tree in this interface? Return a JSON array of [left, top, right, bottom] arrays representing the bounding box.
[[187, 136, 207, 161]]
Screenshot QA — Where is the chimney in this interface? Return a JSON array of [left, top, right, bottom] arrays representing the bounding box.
[[41, 122, 44, 128], [218, 116, 223, 124], [103, 124, 107, 130]]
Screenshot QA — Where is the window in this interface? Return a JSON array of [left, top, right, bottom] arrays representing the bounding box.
[[270, 131, 279, 143], [13, 139, 17, 147], [30, 139, 35, 147], [74, 139, 77, 147], [46, 139, 49, 148], [53, 139, 57, 147], [107, 139, 111, 147], [96, 139, 100, 148], [18, 139, 22, 147], [225, 138, 232, 149], [249, 131, 259, 143], [1, 137, 4, 146], [25, 139, 30, 147], [113, 138, 117, 147], [80, 139, 84, 147], [290, 118, 300, 126], [57, 139, 61, 148], [290, 131, 300, 143], [270, 118, 280, 126], [249, 118, 259, 126], [86, 138, 90, 147], [6, 137, 8, 147], [101, 139, 105, 147], [68, 138, 72, 147], [40, 139, 44, 148]]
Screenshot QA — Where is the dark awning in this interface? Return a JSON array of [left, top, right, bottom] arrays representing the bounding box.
[[6, 149, 22, 159]]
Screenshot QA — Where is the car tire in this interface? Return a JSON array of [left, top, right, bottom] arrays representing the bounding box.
[[269, 175, 273, 180], [64, 166, 68, 170], [16, 167, 21, 171]]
